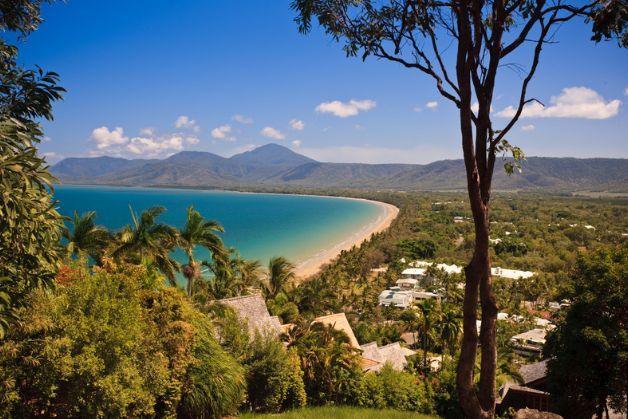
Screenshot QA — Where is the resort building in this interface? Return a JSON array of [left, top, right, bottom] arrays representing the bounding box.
[[378, 288, 414, 308], [217, 294, 283, 337], [510, 328, 548, 355], [491, 267, 534, 280], [360, 341, 415, 373], [313, 313, 415, 373], [312, 312, 360, 348], [400, 268, 426, 280], [396, 277, 419, 290]]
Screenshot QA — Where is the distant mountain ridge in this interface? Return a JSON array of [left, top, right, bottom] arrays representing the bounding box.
[[51, 144, 628, 192]]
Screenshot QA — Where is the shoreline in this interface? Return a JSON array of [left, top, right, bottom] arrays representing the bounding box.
[[56, 183, 400, 279], [293, 199, 399, 279]]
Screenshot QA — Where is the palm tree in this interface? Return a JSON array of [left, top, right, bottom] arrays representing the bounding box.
[[263, 256, 296, 299], [178, 205, 227, 296], [62, 210, 111, 263], [416, 299, 441, 370], [113, 206, 180, 285], [440, 307, 462, 355]]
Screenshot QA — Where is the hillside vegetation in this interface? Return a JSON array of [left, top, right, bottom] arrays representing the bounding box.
[[52, 144, 628, 192]]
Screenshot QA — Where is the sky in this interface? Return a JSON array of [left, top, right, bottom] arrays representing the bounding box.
[[12, 0, 628, 164]]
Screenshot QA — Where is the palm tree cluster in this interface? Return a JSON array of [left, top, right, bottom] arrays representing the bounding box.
[[63, 205, 298, 302]]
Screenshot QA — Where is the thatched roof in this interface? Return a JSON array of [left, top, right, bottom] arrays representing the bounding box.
[[312, 313, 360, 348], [360, 341, 414, 372], [217, 294, 282, 337]]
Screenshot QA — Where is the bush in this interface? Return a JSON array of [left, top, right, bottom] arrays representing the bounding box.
[[244, 335, 307, 412], [0, 262, 245, 418]]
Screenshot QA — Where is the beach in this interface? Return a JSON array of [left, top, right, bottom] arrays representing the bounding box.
[[294, 199, 399, 279]]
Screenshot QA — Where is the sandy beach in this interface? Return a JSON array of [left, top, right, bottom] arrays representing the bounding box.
[[294, 199, 399, 279]]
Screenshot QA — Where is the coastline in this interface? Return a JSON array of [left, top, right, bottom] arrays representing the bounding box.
[[56, 184, 400, 279], [293, 199, 399, 279]]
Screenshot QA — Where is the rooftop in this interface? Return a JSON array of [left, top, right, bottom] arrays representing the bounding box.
[[217, 294, 282, 337], [313, 313, 360, 348]]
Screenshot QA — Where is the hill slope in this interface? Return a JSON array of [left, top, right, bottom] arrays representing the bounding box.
[[51, 144, 628, 192]]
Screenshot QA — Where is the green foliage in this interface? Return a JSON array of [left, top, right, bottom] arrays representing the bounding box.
[[62, 210, 111, 263], [264, 256, 296, 299], [0, 262, 245, 418], [287, 322, 364, 406], [545, 245, 627, 418], [113, 206, 180, 284], [0, 2, 65, 336], [397, 239, 436, 260], [178, 309, 246, 418], [243, 335, 307, 412], [494, 237, 528, 256], [361, 364, 431, 412], [178, 205, 226, 296]]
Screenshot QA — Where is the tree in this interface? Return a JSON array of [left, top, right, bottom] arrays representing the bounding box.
[[62, 211, 111, 263], [291, 1, 624, 416], [263, 256, 296, 300], [397, 238, 437, 259], [545, 245, 627, 418], [440, 307, 462, 355], [113, 206, 180, 284], [178, 205, 227, 296], [0, 0, 65, 337]]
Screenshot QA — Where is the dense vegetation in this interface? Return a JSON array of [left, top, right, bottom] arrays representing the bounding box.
[[1, 1, 626, 417]]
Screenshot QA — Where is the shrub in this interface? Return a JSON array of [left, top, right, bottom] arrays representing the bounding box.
[[244, 335, 307, 412]]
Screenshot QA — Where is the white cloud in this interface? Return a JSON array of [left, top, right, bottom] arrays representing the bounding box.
[[289, 119, 305, 130], [315, 99, 376, 118], [624, 87, 628, 96], [91, 126, 129, 150], [521, 124, 535, 131], [470, 101, 494, 114], [140, 127, 155, 136], [126, 134, 185, 155], [260, 126, 285, 140], [291, 139, 302, 147], [426, 101, 439, 109], [413, 106, 422, 112], [43, 136, 51, 142], [175, 115, 200, 133], [211, 124, 236, 142], [89, 125, 196, 158], [232, 114, 253, 124], [496, 87, 621, 120]]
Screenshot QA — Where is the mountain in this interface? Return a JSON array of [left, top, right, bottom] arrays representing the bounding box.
[[51, 144, 628, 192]]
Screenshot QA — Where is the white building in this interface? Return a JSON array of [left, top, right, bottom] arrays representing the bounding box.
[[491, 267, 534, 280], [510, 328, 548, 354], [378, 288, 414, 308], [401, 268, 426, 279]]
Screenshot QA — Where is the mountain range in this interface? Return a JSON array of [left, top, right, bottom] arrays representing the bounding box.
[[51, 143, 628, 192]]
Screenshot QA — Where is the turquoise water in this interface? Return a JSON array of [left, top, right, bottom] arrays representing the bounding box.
[[54, 185, 384, 269]]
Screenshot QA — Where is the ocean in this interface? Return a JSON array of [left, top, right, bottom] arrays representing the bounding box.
[[53, 185, 384, 269]]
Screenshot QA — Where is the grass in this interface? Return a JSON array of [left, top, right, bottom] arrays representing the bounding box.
[[239, 406, 437, 419]]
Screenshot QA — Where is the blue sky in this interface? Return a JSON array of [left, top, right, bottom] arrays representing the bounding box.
[[15, 0, 628, 164]]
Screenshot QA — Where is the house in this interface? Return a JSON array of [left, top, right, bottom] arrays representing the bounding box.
[[312, 313, 360, 348], [217, 294, 283, 337], [519, 360, 548, 391], [396, 277, 419, 290], [510, 329, 548, 355], [413, 290, 441, 303], [492, 267, 534, 280], [360, 341, 415, 372], [378, 288, 414, 308], [401, 268, 426, 280], [497, 384, 552, 414], [313, 313, 415, 373]]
